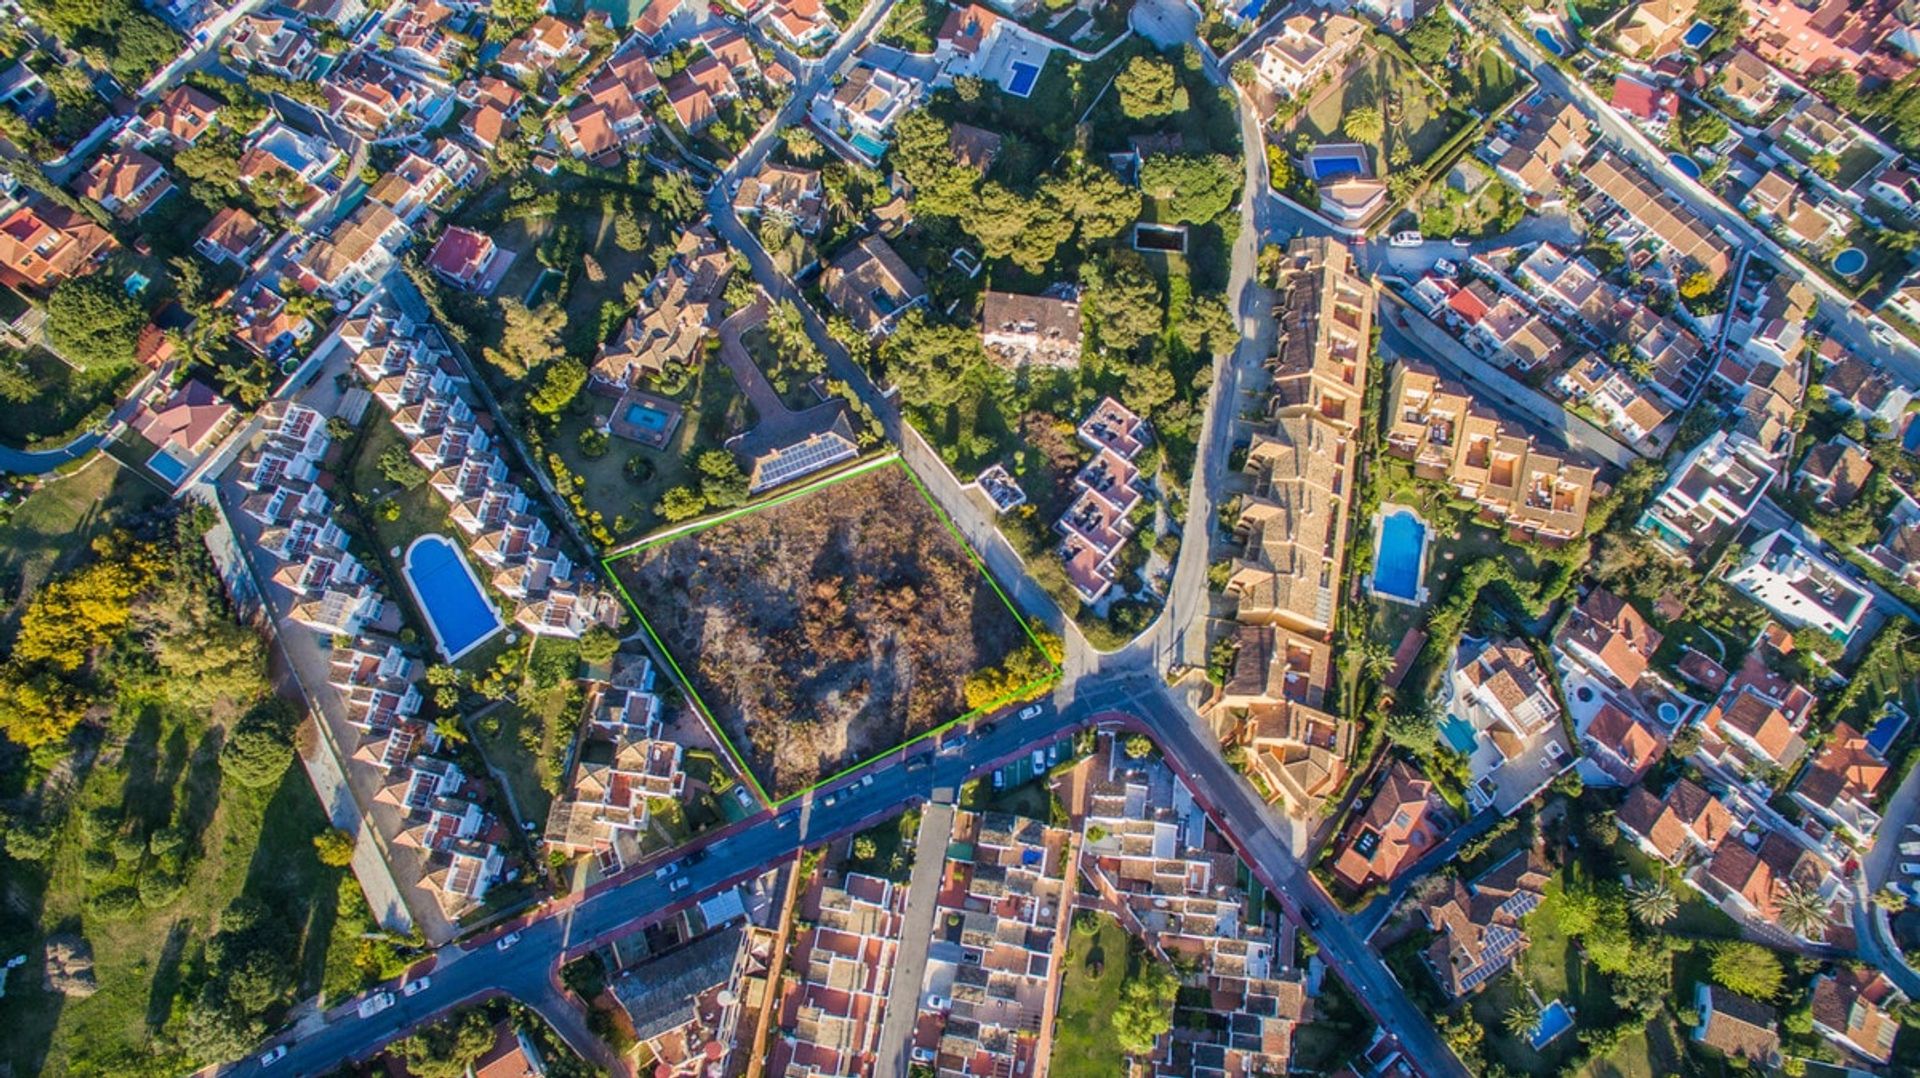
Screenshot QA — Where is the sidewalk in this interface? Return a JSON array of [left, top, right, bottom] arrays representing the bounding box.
[[870, 801, 955, 1073]]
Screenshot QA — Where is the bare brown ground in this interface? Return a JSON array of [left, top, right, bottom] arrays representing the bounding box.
[[618, 466, 1030, 797]]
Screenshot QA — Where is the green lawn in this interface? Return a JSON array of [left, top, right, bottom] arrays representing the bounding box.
[[1459, 48, 1520, 115], [0, 457, 165, 632], [471, 700, 562, 830], [842, 808, 917, 882], [0, 349, 133, 448], [1, 732, 342, 1077], [1048, 914, 1134, 1078], [1290, 44, 1465, 168]]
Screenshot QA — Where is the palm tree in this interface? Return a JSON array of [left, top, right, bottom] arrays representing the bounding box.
[[1503, 994, 1542, 1037], [1626, 876, 1678, 927], [432, 715, 467, 746], [1774, 879, 1829, 941], [782, 125, 822, 163], [1362, 639, 1396, 682], [1343, 106, 1385, 146]]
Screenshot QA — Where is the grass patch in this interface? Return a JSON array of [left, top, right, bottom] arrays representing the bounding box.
[[0, 458, 165, 632], [0, 349, 133, 448], [1289, 44, 1465, 167], [1048, 913, 1133, 1078]]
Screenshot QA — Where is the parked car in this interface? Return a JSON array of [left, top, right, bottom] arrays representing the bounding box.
[[1902, 862, 1920, 876], [941, 733, 969, 755], [260, 1045, 288, 1067], [669, 877, 691, 893], [906, 755, 930, 771], [1031, 749, 1046, 771], [860, 774, 874, 787], [495, 931, 522, 952], [655, 861, 681, 880], [357, 992, 395, 1019], [686, 849, 707, 866], [1018, 704, 1044, 720], [978, 721, 998, 735], [401, 976, 430, 997], [1301, 907, 1322, 929], [1450, 236, 1471, 249], [1389, 230, 1423, 248], [823, 791, 839, 807]]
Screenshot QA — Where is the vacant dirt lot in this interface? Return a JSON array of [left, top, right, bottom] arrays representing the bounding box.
[[617, 465, 1034, 798]]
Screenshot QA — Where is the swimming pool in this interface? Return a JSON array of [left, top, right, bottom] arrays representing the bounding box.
[[1833, 248, 1869, 276], [1440, 715, 1478, 755], [1657, 701, 1681, 726], [1372, 507, 1427, 602], [1667, 152, 1701, 179], [1868, 707, 1910, 757], [403, 534, 504, 662], [625, 400, 671, 433], [1531, 1000, 1575, 1049], [849, 131, 888, 161], [1310, 153, 1367, 182], [1533, 27, 1567, 56], [1006, 61, 1040, 97], [1681, 19, 1716, 49], [1904, 414, 1920, 453]]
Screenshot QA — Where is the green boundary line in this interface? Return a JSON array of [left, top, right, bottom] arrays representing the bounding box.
[[599, 457, 1062, 807]]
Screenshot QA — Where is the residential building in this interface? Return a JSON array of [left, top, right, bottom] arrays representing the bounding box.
[[70, 149, 174, 221], [1823, 353, 1912, 426], [196, 206, 270, 266], [1493, 96, 1591, 196], [907, 810, 1071, 1077], [1867, 516, 1920, 588], [125, 85, 220, 149], [1637, 430, 1778, 556], [1420, 848, 1550, 997], [1699, 649, 1815, 774], [1056, 397, 1149, 604], [732, 161, 824, 235], [1744, 0, 1914, 84], [1809, 967, 1907, 1066], [979, 289, 1082, 368], [1616, 777, 1735, 865], [769, 872, 904, 1077], [1234, 698, 1354, 816], [610, 927, 762, 1076], [1692, 984, 1781, 1068], [1794, 437, 1874, 509], [232, 284, 315, 361], [1789, 722, 1887, 842], [1585, 153, 1735, 280], [1450, 638, 1573, 815], [0, 198, 115, 292], [589, 225, 731, 390], [1725, 529, 1873, 646], [425, 226, 502, 292], [328, 635, 423, 732], [1581, 701, 1665, 786], [561, 48, 662, 164], [1555, 587, 1662, 693], [1385, 361, 1596, 545], [1251, 13, 1366, 98], [810, 62, 919, 166], [665, 54, 739, 131], [1468, 295, 1570, 371], [1612, 76, 1678, 136], [130, 379, 237, 466], [1700, 826, 1829, 930], [323, 51, 456, 140], [1614, 0, 1697, 58], [293, 201, 410, 297], [227, 14, 319, 79], [754, 0, 837, 48], [821, 235, 926, 337], [1330, 760, 1451, 891], [544, 668, 684, 876], [1717, 47, 1782, 116], [1216, 621, 1332, 714], [498, 15, 589, 83], [1226, 237, 1369, 637]]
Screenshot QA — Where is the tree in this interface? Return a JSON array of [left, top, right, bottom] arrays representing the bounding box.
[[1710, 941, 1785, 1000], [852, 834, 877, 860], [45, 275, 146, 370], [219, 698, 301, 789], [1678, 271, 1716, 300], [484, 300, 565, 380], [1406, 10, 1457, 65], [1044, 159, 1142, 243], [1342, 106, 1385, 146], [782, 125, 823, 163], [578, 625, 619, 666], [1114, 55, 1179, 120], [655, 486, 707, 521], [1383, 707, 1441, 756], [696, 450, 749, 509], [1503, 994, 1541, 1036], [0, 670, 87, 748], [1123, 734, 1153, 759], [377, 444, 429, 489], [1111, 958, 1176, 1054], [1083, 255, 1163, 354], [1809, 151, 1840, 180], [1138, 154, 1240, 225], [527, 357, 587, 416], [397, 1008, 497, 1078], [313, 827, 356, 867], [1773, 879, 1829, 941], [1626, 876, 1678, 926]]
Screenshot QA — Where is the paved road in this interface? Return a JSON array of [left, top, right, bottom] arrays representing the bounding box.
[[871, 800, 955, 1074]]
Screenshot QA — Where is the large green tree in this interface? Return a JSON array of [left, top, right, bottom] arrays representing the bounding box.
[[1114, 55, 1181, 120], [44, 274, 146, 370], [1710, 941, 1785, 1000]]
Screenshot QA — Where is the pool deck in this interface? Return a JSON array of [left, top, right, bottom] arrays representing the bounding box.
[[402, 533, 506, 663], [1368, 503, 1431, 606], [608, 387, 684, 449]]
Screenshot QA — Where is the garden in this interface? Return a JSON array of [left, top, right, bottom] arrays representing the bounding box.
[[0, 347, 133, 450]]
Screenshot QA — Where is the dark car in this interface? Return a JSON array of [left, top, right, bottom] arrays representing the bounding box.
[[686, 849, 707, 866], [1301, 906, 1322, 929], [977, 721, 998, 735], [905, 755, 930, 771]]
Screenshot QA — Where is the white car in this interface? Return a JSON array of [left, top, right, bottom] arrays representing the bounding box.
[[861, 774, 875, 787], [495, 931, 522, 952], [669, 877, 691, 893], [1902, 862, 1920, 876], [401, 976, 430, 997], [654, 861, 681, 880], [356, 992, 395, 1018], [1388, 230, 1423, 248], [1900, 842, 1920, 856], [1031, 749, 1046, 771], [259, 1046, 288, 1067], [1018, 704, 1043, 720]]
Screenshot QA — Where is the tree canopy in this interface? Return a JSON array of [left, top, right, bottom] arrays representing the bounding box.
[[45, 274, 146, 370], [1115, 55, 1181, 120]]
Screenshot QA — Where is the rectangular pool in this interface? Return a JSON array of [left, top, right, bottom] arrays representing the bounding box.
[[1530, 999, 1575, 1049], [1681, 19, 1715, 49], [849, 131, 888, 161], [1372, 508, 1427, 601], [1310, 154, 1366, 182], [1440, 715, 1478, 755], [1006, 61, 1040, 97], [625, 401, 670, 433]]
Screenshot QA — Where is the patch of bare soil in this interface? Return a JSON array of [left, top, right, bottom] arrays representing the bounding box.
[[619, 466, 1030, 797]]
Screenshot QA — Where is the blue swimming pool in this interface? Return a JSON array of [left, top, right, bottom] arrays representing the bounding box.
[[1531, 1000, 1575, 1049], [1533, 27, 1567, 56], [849, 131, 888, 161], [1668, 152, 1702, 179], [1868, 707, 1910, 757], [1373, 508, 1427, 601], [403, 534, 503, 661], [1006, 61, 1040, 97], [1833, 248, 1869, 276], [1440, 715, 1478, 755], [625, 401, 670, 433], [1904, 414, 1920, 453], [1310, 154, 1366, 182], [1681, 19, 1716, 49]]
